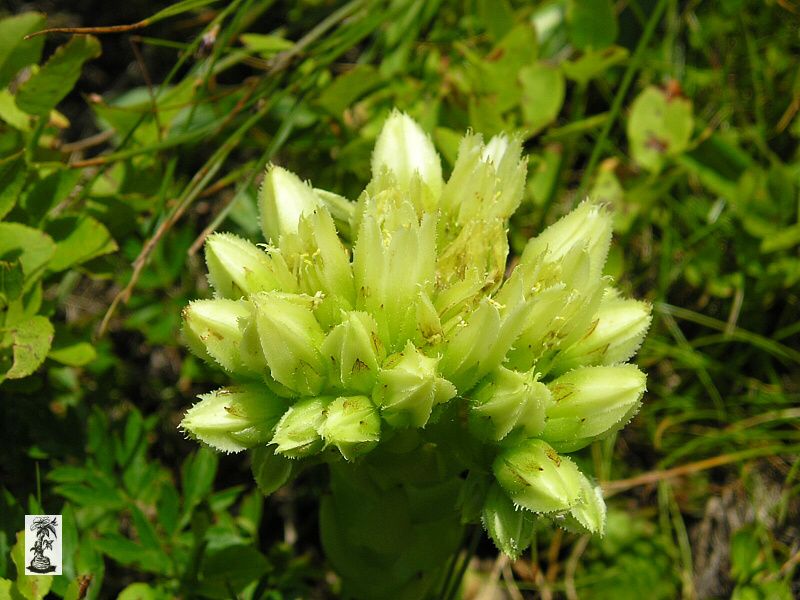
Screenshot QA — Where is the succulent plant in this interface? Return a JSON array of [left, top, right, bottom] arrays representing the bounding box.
[[181, 111, 651, 597]]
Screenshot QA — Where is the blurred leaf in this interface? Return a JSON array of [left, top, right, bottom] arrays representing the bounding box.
[[0, 12, 46, 89], [316, 65, 381, 117], [45, 215, 118, 272], [0, 90, 33, 131], [22, 169, 82, 225], [477, 0, 514, 41], [182, 448, 218, 513], [198, 544, 269, 599], [251, 447, 293, 496], [149, 0, 223, 24], [567, 0, 617, 50], [0, 223, 56, 286], [0, 260, 24, 307], [48, 341, 96, 367], [240, 33, 294, 56], [1, 316, 54, 380], [562, 46, 628, 85], [0, 155, 27, 221], [10, 530, 53, 600], [628, 86, 694, 172], [15, 35, 101, 117], [519, 63, 565, 134]]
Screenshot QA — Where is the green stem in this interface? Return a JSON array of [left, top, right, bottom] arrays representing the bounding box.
[[442, 525, 482, 600], [576, 0, 669, 198]]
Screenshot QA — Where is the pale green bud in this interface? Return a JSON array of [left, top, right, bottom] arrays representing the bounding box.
[[321, 311, 384, 393], [181, 385, 288, 453], [436, 218, 508, 299], [373, 341, 457, 428], [259, 165, 324, 243], [205, 232, 295, 298], [282, 207, 355, 328], [314, 187, 355, 240], [551, 289, 652, 375], [482, 483, 536, 559], [469, 368, 548, 442], [561, 472, 606, 535], [493, 438, 583, 513], [541, 364, 646, 453], [439, 298, 501, 392], [250, 291, 327, 396], [371, 110, 443, 200], [182, 299, 259, 375], [271, 396, 329, 458], [519, 201, 612, 282], [320, 395, 381, 460]]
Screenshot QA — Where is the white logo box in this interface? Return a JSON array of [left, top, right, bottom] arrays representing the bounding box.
[[24, 515, 62, 576]]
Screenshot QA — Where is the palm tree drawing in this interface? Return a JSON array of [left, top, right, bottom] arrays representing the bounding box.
[[28, 516, 58, 573]]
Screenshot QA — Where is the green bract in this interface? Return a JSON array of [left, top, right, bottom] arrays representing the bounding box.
[[181, 111, 650, 595]]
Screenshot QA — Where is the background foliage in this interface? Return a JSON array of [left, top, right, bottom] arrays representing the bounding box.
[[1, 0, 798, 598]]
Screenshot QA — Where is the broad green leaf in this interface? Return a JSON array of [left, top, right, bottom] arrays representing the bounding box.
[[0, 13, 46, 89], [2, 316, 54, 380], [478, 0, 514, 40], [562, 46, 628, 85], [117, 583, 160, 600], [22, 169, 82, 224], [251, 446, 293, 496], [628, 86, 694, 173], [567, 0, 617, 50], [45, 215, 118, 272], [0, 155, 27, 221], [48, 341, 96, 367], [198, 545, 269, 600], [0, 223, 56, 283], [316, 65, 381, 116], [519, 63, 565, 135], [181, 447, 218, 513], [240, 33, 294, 55], [11, 530, 53, 600], [0, 90, 33, 131], [15, 35, 101, 117], [0, 260, 24, 307]]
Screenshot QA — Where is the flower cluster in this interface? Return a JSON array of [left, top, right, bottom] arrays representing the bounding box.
[[181, 111, 650, 559]]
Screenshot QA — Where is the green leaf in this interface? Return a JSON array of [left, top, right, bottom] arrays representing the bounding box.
[[0, 223, 56, 283], [519, 63, 565, 135], [149, 0, 223, 24], [0, 89, 33, 131], [181, 447, 218, 513], [117, 583, 159, 600], [15, 35, 101, 117], [22, 169, 81, 225], [48, 341, 96, 367], [0, 13, 46, 89], [0, 260, 24, 307], [567, 0, 617, 50], [0, 155, 27, 221], [198, 545, 269, 600], [1, 316, 54, 381], [316, 65, 381, 116], [10, 530, 53, 600], [251, 446, 293, 496], [240, 33, 294, 56], [627, 86, 694, 173], [562, 46, 629, 85], [45, 215, 118, 272]]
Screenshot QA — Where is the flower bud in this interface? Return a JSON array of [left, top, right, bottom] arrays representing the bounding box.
[[541, 364, 646, 453], [551, 289, 652, 375], [561, 472, 606, 535], [321, 311, 384, 393], [469, 368, 548, 441], [373, 341, 457, 428], [271, 397, 329, 458], [520, 201, 612, 282], [205, 232, 296, 298], [320, 395, 381, 460], [250, 292, 326, 396], [259, 165, 324, 243], [181, 385, 288, 453], [482, 483, 536, 559], [182, 299, 259, 375], [493, 439, 583, 513], [371, 110, 443, 199], [439, 298, 501, 392]]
